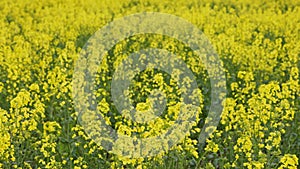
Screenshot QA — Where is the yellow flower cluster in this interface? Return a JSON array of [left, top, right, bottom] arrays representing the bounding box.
[[0, 0, 298, 168], [279, 154, 298, 169]]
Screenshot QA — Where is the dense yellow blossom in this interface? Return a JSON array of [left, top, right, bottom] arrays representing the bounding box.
[[0, 0, 299, 168]]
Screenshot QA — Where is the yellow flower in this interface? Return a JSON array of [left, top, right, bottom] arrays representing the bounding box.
[[204, 139, 219, 153], [279, 154, 298, 169]]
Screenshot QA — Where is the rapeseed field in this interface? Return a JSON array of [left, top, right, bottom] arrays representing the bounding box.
[[0, 0, 299, 168]]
